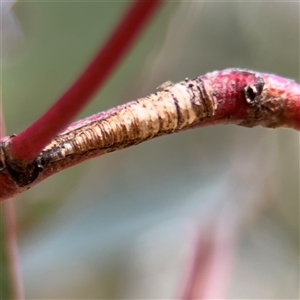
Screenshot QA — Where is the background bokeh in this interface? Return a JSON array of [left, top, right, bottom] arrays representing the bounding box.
[[1, 1, 299, 298]]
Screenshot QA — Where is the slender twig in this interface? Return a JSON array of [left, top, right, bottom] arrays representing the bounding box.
[[177, 211, 237, 299], [0, 68, 299, 202], [9, 0, 163, 162], [3, 200, 25, 300], [0, 109, 24, 299]]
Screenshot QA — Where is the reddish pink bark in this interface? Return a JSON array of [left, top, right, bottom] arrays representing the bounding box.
[[9, 0, 163, 162], [193, 69, 300, 130]]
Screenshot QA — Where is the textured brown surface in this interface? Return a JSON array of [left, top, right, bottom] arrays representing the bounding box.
[[37, 77, 217, 173]]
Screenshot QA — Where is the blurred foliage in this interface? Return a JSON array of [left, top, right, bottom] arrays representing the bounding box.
[[1, 1, 299, 299]]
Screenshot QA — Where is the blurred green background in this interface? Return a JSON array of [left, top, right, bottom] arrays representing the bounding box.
[[1, 1, 299, 298]]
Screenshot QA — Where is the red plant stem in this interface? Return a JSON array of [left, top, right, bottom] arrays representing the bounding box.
[[177, 212, 237, 299], [9, 0, 163, 162], [0, 69, 299, 202], [3, 200, 25, 300], [198, 71, 300, 129], [0, 110, 24, 298]]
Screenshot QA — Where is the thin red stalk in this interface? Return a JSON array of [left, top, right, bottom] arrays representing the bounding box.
[[3, 200, 25, 300], [0, 109, 24, 298], [177, 212, 237, 299], [10, 0, 163, 162]]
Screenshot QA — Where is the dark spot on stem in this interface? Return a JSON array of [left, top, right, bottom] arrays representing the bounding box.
[[4, 159, 40, 187], [244, 76, 264, 106], [245, 85, 257, 102], [171, 93, 183, 129], [1, 138, 43, 187]]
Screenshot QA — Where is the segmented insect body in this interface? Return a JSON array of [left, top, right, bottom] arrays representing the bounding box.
[[156, 80, 174, 91]]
